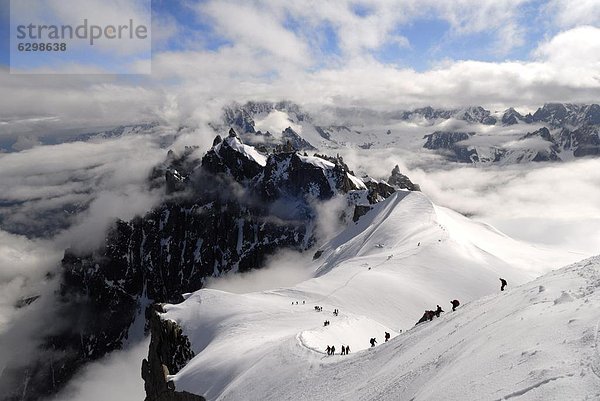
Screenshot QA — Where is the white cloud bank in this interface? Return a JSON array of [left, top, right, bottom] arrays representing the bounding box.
[[2, 0, 599, 138]]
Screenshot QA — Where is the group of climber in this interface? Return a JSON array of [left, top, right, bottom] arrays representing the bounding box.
[[416, 304, 446, 325], [314, 305, 323, 311], [323, 320, 330, 326], [416, 278, 508, 326], [326, 345, 350, 355], [291, 301, 306, 305]]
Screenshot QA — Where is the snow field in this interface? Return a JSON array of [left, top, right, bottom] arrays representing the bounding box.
[[161, 192, 591, 400]]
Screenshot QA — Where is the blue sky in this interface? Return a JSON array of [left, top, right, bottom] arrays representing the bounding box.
[[146, 0, 549, 70], [0, 0, 597, 129], [0, 0, 567, 72]]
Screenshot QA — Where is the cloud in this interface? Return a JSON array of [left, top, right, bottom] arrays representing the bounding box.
[[1, 12, 599, 140], [329, 145, 600, 256], [0, 134, 167, 242], [534, 25, 600, 69], [198, 1, 311, 67], [254, 109, 302, 137], [205, 249, 315, 294], [0, 230, 61, 331], [51, 339, 149, 401], [412, 158, 600, 254], [546, 0, 600, 29]]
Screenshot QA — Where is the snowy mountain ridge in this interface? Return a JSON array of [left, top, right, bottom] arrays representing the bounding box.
[[218, 101, 600, 164], [145, 191, 592, 400]]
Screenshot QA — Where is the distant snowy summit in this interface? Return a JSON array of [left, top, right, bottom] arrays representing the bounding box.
[[216, 101, 600, 164]]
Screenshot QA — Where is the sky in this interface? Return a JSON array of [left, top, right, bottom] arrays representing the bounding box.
[[0, 0, 599, 140]]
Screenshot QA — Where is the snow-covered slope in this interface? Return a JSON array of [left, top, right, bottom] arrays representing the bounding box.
[[158, 192, 590, 400]]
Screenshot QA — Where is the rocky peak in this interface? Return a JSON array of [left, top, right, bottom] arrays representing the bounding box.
[[202, 130, 266, 182], [259, 152, 364, 201], [142, 304, 204, 401], [388, 165, 421, 191], [456, 106, 497, 125], [423, 131, 474, 149], [523, 127, 554, 143], [223, 107, 255, 134], [281, 127, 316, 151], [502, 107, 526, 125], [531, 103, 600, 128], [583, 104, 600, 125], [533, 103, 568, 126]]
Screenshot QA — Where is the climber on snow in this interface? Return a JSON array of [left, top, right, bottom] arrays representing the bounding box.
[[500, 278, 507, 291], [370, 338, 377, 347], [385, 332, 390, 342], [435, 305, 444, 317], [451, 299, 460, 311], [416, 310, 430, 325]]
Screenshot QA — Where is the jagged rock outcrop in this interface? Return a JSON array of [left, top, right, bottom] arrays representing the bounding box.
[[387, 165, 421, 191], [532, 103, 600, 127], [501, 107, 533, 125], [396, 106, 496, 125], [423, 131, 478, 163], [423, 131, 474, 150], [454, 106, 497, 125], [352, 205, 373, 222], [260, 152, 363, 201], [223, 107, 256, 134], [142, 304, 204, 401], [558, 126, 600, 157], [282, 127, 316, 150], [202, 129, 265, 181]]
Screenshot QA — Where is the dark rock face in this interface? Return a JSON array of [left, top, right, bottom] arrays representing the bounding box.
[[315, 126, 332, 140], [387, 165, 421, 191], [532, 103, 600, 127], [523, 127, 554, 142], [281, 127, 316, 151], [260, 152, 361, 202], [423, 131, 478, 163], [202, 129, 264, 182], [142, 305, 204, 401], [455, 106, 497, 125], [502, 107, 533, 125], [150, 146, 200, 193], [532, 103, 569, 126], [223, 107, 256, 134], [398, 106, 496, 125], [352, 205, 373, 222], [518, 127, 560, 161], [559, 126, 600, 157], [423, 131, 474, 150], [519, 125, 599, 159]]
